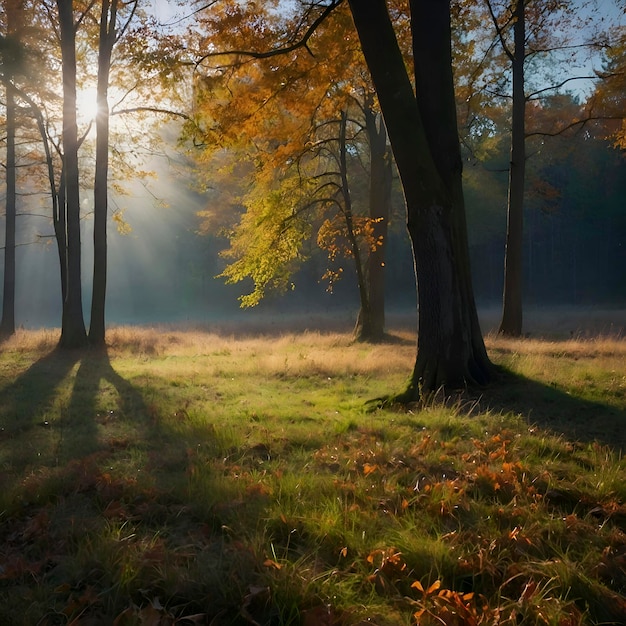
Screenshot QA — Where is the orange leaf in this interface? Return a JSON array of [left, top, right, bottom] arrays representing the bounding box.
[[426, 580, 442, 595], [363, 463, 378, 476]]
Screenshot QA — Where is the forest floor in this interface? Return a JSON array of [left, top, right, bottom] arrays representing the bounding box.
[[0, 311, 625, 625]]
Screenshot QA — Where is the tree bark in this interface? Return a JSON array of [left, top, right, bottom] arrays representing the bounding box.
[[1, 70, 16, 338], [348, 0, 491, 397], [335, 111, 373, 341], [89, 0, 117, 346], [355, 105, 391, 343], [498, 0, 526, 337], [0, 0, 23, 338], [57, 0, 87, 348], [54, 172, 68, 306]]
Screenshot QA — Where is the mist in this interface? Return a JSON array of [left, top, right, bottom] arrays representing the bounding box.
[[1, 124, 625, 335]]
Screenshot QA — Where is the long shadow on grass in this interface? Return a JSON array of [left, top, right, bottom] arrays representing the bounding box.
[[0, 347, 82, 495], [54, 347, 150, 463], [477, 366, 626, 452], [0, 347, 162, 480], [0, 347, 80, 436]]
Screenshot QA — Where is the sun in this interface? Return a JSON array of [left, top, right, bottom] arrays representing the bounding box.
[[75, 85, 100, 123]]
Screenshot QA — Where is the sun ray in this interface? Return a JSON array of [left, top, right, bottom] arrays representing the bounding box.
[[76, 85, 99, 123]]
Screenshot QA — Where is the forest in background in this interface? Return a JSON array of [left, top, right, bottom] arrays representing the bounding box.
[[0, 0, 625, 332]]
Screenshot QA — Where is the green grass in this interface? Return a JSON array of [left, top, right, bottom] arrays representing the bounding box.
[[1, 324, 625, 625]]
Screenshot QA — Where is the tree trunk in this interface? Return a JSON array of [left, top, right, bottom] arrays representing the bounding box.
[[498, 0, 526, 337], [54, 172, 68, 306], [57, 0, 87, 349], [89, 0, 117, 346], [348, 0, 491, 397], [0, 0, 23, 338], [1, 74, 16, 338], [335, 111, 372, 341], [356, 105, 392, 343], [15, 88, 67, 311]]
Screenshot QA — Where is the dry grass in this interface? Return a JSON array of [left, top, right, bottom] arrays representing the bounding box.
[[0, 315, 625, 625], [105, 325, 418, 378]]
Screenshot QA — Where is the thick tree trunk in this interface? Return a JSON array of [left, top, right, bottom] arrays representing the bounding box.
[[89, 0, 116, 346], [498, 0, 526, 337], [348, 0, 491, 397], [57, 0, 87, 349], [355, 106, 391, 343]]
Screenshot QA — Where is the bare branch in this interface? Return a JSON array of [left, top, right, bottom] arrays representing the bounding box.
[[195, 0, 344, 67], [111, 106, 192, 121], [164, 1, 220, 27], [526, 114, 625, 139], [527, 75, 600, 99], [484, 0, 515, 62]]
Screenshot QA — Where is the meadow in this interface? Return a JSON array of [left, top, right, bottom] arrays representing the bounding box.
[[0, 313, 625, 625]]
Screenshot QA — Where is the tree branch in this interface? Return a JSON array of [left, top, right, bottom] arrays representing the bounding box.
[[195, 0, 344, 66], [525, 114, 625, 139], [527, 75, 599, 100], [484, 0, 515, 62], [111, 106, 192, 121]]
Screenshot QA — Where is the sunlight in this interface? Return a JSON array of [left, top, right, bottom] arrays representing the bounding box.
[[76, 85, 99, 123]]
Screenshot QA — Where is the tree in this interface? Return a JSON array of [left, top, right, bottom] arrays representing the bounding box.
[[0, 0, 23, 338], [88, 0, 117, 346], [90, 0, 140, 346], [492, 0, 525, 336], [210, 103, 383, 329], [316, 109, 384, 341], [357, 101, 393, 341], [191, 1, 396, 341], [56, 0, 88, 348], [477, 0, 609, 336], [48, 0, 181, 346], [347, 0, 491, 395], [592, 23, 626, 150]]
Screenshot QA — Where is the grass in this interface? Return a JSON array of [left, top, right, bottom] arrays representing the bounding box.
[[0, 321, 625, 625]]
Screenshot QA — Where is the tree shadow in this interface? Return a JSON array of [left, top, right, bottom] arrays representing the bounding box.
[[0, 346, 81, 437], [0, 346, 180, 494], [473, 366, 626, 453], [53, 347, 152, 464]]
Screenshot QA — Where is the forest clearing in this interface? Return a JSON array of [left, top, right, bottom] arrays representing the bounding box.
[[1, 1, 626, 623], [1, 314, 625, 625]]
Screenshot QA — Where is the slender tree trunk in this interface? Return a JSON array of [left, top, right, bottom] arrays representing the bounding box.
[[15, 89, 67, 310], [336, 111, 372, 341], [359, 105, 391, 342], [1, 79, 16, 338], [55, 173, 68, 305], [0, 0, 23, 338], [57, 0, 87, 348], [498, 0, 526, 337], [89, 0, 117, 346], [348, 0, 491, 397]]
